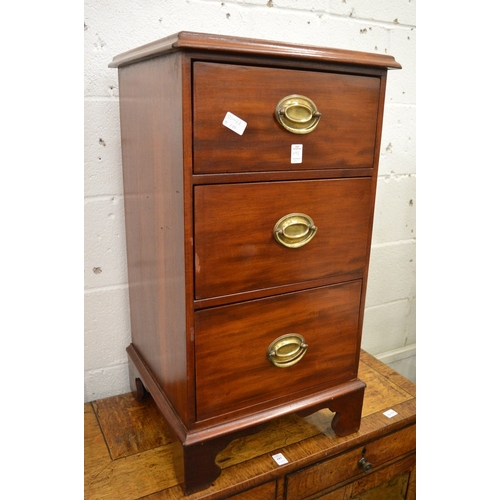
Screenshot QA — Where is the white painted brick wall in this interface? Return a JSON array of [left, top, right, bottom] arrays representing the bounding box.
[[84, 0, 416, 402]]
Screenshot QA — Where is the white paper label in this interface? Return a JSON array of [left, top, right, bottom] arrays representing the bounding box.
[[222, 111, 247, 135], [383, 409, 398, 419], [291, 144, 303, 164], [272, 453, 289, 466]]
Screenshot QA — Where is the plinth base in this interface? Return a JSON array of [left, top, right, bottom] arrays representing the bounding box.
[[127, 344, 365, 495]]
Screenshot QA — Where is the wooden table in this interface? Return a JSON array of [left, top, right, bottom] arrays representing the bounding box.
[[84, 351, 416, 499]]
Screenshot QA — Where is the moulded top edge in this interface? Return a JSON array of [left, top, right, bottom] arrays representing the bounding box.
[[108, 31, 402, 70]]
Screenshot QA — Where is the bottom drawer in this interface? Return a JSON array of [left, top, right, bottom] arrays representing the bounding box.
[[285, 425, 416, 500], [195, 281, 362, 420], [314, 465, 415, 500], [348, 457, 415, 500]]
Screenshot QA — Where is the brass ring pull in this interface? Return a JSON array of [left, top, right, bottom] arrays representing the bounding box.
[[275, 94, 322, 134], [273, 213, 317, 248], [267, 334, 308, 368]]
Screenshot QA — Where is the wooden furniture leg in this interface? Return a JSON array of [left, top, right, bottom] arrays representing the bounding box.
[[128, 357, 150, 401], [171, 424, 267, 495], [329, 383, 365, 436], [296, 380, 365, 436]]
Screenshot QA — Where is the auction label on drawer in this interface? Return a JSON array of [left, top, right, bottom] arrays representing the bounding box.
[[383, 409, 398, 418], [272, 453, 289, 466], [291, 144, 303, 163], [222, 111, 247, 135]]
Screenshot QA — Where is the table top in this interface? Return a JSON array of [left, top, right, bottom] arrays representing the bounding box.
[[84, 350, 416, 499]]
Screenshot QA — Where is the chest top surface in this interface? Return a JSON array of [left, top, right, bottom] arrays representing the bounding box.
[[109, 31, 402, 70]]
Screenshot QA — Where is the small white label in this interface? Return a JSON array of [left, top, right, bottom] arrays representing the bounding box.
[[272, 453, 289, 466], [383, 409, 398, 419], [222, 111, 247, 135], [291, 144, 303, 164]]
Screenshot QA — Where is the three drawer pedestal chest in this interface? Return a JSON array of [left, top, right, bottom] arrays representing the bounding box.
[[110, 31, 401, 495]]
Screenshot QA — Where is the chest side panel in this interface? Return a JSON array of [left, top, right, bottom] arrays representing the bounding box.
[[118, 54, 190, 422]]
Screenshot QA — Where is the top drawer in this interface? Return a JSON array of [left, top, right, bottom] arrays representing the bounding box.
[[192, 62, 381, 173]]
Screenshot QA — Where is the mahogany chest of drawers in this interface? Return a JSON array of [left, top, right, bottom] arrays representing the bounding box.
[[110, 32, 400, 494]]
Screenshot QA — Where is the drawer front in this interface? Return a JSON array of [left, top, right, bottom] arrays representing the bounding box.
[[348, 456, 415, 499], [194, 178, 373, 300], [228, 481, 276, 499], [315, 465, 414, 500], [285, 425, 416, 500], [193, 62, 380, 173], [195, 281, 362, 420]]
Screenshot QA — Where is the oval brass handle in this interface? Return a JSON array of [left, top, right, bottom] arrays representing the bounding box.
[[275, 94, 322, 134], [273, 213, 317, 248], [267, 334, 308, 368]]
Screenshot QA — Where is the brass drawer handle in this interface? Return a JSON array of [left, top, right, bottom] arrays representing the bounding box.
[[267, 334, 308, 368], [273, 213, 317, 248], [275, 94, 322, 134]]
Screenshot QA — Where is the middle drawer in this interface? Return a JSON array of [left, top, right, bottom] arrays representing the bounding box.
[[194, 178, 373, 300]]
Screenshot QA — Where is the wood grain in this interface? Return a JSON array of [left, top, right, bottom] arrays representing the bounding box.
[[92, 393, 171, 459], [194, 178, 373, 299], [85, 444, 177, 500], [193, 62, 380, 173], [85, 352, 415, 500], [349, 455, 415, 499], [358, 361, 413, 417], [109, 31, 402, 70], [84, 403, 111, 491], [285, 426, 415, 500], [360, 351, 416, 398], [195, 282, 362, 419], [118, 52, 191, 423], [406, 469, 416, 500]]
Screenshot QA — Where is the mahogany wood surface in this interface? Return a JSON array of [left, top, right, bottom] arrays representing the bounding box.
[[192, 62, 380, 173], [108, 31, 402, 70], [84, 351, 416, 500], [118, 52, 194, 425], [195, 282, 362, 420], [128, 341, 366, 449], [194, 178, 372, 299]]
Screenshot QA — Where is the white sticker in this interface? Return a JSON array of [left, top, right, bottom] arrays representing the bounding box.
[[291, 144, 303, 164], [272, 453, 289, 466], [383, 409, 398, 419], [222, 111, 247, 135]]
